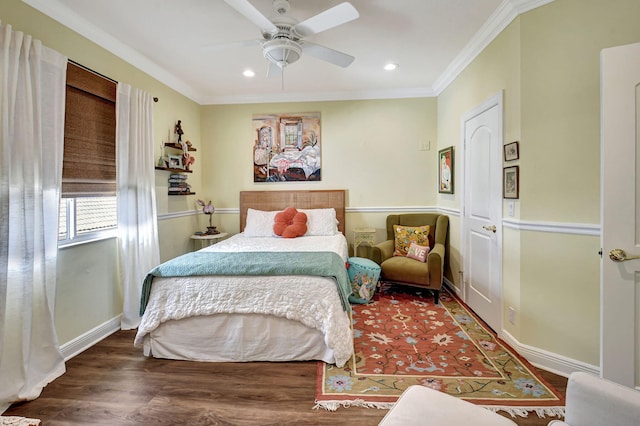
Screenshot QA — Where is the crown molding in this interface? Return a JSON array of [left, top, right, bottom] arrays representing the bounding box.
[[431, 0, 555, 95], [201, 87, 436, 105], [24, 0, 554, 105], [22, 0, 203, 103]]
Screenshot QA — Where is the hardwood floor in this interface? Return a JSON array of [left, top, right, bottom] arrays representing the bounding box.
[[5, 330, 567, 425]]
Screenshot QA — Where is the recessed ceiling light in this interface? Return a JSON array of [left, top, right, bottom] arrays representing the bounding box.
[[243, 69, 255, 78], [384, 63, 398, 71]]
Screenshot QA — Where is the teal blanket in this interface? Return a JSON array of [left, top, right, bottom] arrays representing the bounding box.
[[140, 251, 352, 315]]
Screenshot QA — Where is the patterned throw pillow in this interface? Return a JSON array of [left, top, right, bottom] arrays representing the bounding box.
[[393, 224, 431, 257], [406, 242, 430, 262]]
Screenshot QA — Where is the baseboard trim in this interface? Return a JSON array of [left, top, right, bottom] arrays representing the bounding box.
[[499, 330, 600, 378], [58, 301, 598, 378], [60, 315, 121, 361], [443, 280, 599, 378]]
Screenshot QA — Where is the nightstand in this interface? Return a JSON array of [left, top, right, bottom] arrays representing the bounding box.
[[353, 227, 376, 257], [190, 232, 228, 250]]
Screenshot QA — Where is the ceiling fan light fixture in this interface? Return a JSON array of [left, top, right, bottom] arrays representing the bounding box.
[[224, 0, 359, 72], [384, 63, 398, 71], [263, 39, 302, 68]]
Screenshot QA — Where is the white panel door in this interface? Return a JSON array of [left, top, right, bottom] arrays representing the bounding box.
[[462, 93, 503, 332], [601, 42, 640, 388]]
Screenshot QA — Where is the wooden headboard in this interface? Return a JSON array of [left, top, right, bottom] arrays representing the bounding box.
[[240, 190, 346, 235]]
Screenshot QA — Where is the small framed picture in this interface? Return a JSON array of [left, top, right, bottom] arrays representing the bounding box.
[[504, 141, 519, 161], [168, 154, 184, 169], [503, 166, 519, 199], [438, 146, 454, 194]]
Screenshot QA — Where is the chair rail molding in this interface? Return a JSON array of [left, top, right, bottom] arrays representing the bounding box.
[[502, 218, 600, 236], [346, 206, 441, 214]]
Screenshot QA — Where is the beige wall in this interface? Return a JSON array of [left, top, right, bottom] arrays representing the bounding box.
[[517, 0, 639, 365], [2, 0, 201, 344], [519, 0, 640, 223], [200, 98, 438, 242], [437, 0, 640, 367]]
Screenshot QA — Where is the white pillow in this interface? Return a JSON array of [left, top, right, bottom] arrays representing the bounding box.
[[299, 208, 339, 236], [244, 208, 278, 237]]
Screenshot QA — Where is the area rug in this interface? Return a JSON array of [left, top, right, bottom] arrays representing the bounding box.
[[0, 417, 41, 426], [315, 286, 565, 418]]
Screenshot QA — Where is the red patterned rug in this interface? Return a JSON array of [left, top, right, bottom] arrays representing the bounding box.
[[314, 286, 565, 419]]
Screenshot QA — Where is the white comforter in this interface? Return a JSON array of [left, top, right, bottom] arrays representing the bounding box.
[[134, 233, 354, 367]]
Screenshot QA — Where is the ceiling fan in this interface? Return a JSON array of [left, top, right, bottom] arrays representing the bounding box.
[[222, 0, 359, 77]]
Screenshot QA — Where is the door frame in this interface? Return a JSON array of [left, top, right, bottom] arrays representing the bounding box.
[[460, 91, 504, 331]]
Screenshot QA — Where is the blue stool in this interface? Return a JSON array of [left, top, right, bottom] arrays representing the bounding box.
[[347, 257, 381, 304]]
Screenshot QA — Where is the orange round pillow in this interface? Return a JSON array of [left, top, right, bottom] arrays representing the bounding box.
[[273, 207, 308, 238]]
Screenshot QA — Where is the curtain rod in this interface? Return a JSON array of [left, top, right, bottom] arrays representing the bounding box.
[[68, 59, 159, 102]]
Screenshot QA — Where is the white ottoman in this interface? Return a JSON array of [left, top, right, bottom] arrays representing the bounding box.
[[378, 385, 517, 426]]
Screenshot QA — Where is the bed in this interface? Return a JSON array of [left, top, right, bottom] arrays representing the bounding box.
[[134, 190, 353, 367]]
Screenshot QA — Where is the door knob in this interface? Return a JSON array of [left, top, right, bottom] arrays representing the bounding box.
[[609, 248, 640, 262], [482, 225, 497, 233]]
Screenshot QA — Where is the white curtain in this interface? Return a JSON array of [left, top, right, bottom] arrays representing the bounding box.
[[0, 22, 67, 412], [116, 83, 160, 329]]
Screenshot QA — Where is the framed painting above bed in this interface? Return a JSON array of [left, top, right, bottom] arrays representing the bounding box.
[[252, 112, 321, 183]]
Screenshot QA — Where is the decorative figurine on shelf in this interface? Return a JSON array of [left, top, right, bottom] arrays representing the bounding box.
[[183, 151, 195, 171], [175, 120, 184, 143], [197, 199, 219, 235], [179, 132, 195, 171]]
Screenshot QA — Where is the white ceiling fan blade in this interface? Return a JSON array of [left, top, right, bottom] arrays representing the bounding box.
[[292, 2, 359, 38], [302, 42, 355, 68], [223, 0, 278, 35], [201, 39, 262, 52]]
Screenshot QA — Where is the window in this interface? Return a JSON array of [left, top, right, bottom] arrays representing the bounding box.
[[59, 62, 117, 246], [280, 117, 302, 151], [58, 197, 117, 243]]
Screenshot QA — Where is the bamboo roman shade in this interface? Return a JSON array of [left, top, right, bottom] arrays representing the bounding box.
[[62, 62, 117, 197]]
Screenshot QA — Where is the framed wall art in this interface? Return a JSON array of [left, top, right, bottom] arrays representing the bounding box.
[[503, 165, 519, 199], [438, 146, 454, 194], [252, 112, 321, 182], [168, 154, 184, 170], [504, 141, 519, 161]]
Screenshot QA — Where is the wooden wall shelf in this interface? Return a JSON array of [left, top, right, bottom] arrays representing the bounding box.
[[155, 166, 193, 173], [168, 192, 195, 196], [165, 143, 196, 151]]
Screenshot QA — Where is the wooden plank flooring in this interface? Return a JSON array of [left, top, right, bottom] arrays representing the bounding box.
[[5, 330, 567, 425]]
